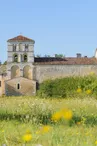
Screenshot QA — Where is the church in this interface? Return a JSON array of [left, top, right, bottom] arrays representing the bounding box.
[[0, 35, 97, 96]]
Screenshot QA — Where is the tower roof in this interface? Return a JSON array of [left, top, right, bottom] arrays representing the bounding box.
[[7, 35, 35, 43]]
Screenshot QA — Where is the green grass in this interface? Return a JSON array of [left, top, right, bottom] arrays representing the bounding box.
[[0, 96, 97, 145]]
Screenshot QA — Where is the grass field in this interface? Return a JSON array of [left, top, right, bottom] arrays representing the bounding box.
[[0, 96, 97, 145]]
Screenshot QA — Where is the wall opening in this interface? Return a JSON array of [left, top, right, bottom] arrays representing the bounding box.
[[23, 65, 32, 79], [24, 54, 27, 62], [11, 65, 20, 79], [17, 83, 20, 90], [13, 54, 18, 62]]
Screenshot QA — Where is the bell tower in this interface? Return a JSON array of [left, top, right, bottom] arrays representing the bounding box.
[[7, 35, 35, 79]]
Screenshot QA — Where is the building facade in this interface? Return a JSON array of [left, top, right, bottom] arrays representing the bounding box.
[[1, 35, 36, 96], [0, 35, 97, 96]]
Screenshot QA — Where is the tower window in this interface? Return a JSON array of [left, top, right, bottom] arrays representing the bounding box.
[[13, 44, 16, 52], [17, 83, 20, 90], [0, 81, 1, 87], [24, 54, 27, 62], [25, 44, 28, 51], [13, 54, 18, 62]]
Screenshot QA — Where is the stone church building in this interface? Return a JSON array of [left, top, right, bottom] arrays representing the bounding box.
[[1, 35, 97, 96]]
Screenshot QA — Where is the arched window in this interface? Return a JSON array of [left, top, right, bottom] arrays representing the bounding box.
[[24, 54, 27, 62], [13, 54, 18, 62], [17, 83, 20, 89]]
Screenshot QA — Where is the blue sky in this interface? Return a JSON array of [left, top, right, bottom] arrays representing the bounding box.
[[0, 0, 97, 63]]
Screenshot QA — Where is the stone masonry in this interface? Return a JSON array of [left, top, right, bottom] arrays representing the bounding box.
[[0, 35, 97, 96]]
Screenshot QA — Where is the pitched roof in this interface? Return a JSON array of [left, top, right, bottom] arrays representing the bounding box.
[[7, 35, 35, 43], [34, 57, 97, 65], [1, 57, 97, 75]]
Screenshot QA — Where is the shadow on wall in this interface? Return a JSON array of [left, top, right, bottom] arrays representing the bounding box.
[[5, 83, 22, 96], [23, 65, 32, 79], [5, 81, 35, 96], [11, 65, 20, 79]]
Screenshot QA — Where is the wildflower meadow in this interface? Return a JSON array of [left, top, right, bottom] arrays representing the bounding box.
[[1, 75, 97, 145]]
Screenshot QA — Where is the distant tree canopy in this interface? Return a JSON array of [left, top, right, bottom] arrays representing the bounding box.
[[44, 54, 51, 57], [55, 54, 65, 58], [3, 61, 7, 65], [36, 54, 41, 58], [35, 54, 65, 58]]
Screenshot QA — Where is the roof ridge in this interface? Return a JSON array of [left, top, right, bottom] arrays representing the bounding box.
[[7, 35, 35, 43]]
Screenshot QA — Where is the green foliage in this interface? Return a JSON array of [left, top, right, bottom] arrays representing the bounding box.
[[55, 54, 65, 58], [3, 61, 7, 65], [37, 75, 97, 98], [44, 54, 51, 57]]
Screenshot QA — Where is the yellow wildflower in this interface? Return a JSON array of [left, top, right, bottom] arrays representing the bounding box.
[[52, 108, 73, 121], [76, 132, 79, 135], [86, 89, 92, 94], [36, 125, 51, 134], [62, 109, 73, 120], [95, 141, 97, 145], [51, 111, 62, 122], [90, 72, 95, 75], [36, 130, 40, 134], [76, 88, 82, 93], [22, 130, 32, 142], [76, 122, 81, 125], [42, 125, 51, 133]]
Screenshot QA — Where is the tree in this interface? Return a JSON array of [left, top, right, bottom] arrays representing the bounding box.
[[55, 54, 65, 58], [3, 61, 7, 65], [36, 54, 41, 58], [44, 54, 51, 57]]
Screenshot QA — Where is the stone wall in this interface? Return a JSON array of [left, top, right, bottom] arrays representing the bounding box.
[[5, 77, 36, 96], [34, 64, 97, 83], [0, 74, 8, 96], [7, 63, 34, 79], [1, 64, 97, 96]]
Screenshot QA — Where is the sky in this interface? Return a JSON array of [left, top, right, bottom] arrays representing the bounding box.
[[0, 0, 97, 63]]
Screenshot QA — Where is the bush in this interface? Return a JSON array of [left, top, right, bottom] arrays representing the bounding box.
[[37, 75, 97, 98]]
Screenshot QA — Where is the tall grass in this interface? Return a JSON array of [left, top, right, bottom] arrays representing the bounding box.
[[0, 96, 97, 145], [0, 96, 97, 125], [1, 75, 97, 145]]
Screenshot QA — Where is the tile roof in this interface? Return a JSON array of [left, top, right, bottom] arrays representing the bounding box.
[[34, 57, 97, 65], [1, 57, 97, 75], [7, 35, 35, 43]]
